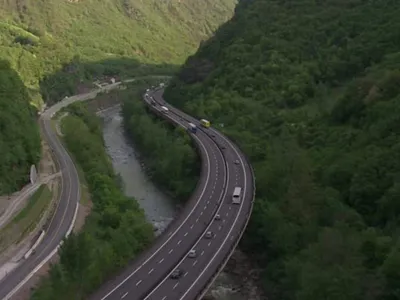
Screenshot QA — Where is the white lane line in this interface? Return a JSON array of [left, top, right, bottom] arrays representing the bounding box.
[[168, 249, 173, 254], [184, 272, 188, 277], [161, 297, 167, 300], [121, 292, 128, 299], [100, 120, 214, 299], [226, 212, 229, 217], [173, 283, 179, 290], [193, 260, 198, 267], [148, 268, 154, 274], [196, 218, 199, 222], [177, 240, 182, 245], [204, 205, 207, 210], [207, 200, 210, 204], [201, 250, 204, 256], [218, 226, 222, 231], [142, 112, 230, 300], [190, 225, 194, 229], [179, 128, 248, 300], [159, 258, 164, 264], [184, 232, 188, 236], [208, 242, 211, 247], [200, 211, 203, 216], [229, 206, 232, 210], [136, 280, 142, 286]]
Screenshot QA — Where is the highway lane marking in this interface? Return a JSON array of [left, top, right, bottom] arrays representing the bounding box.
[[196, 218, 199, 222], [168, 249, 173, 254], [204, 205, 207, 210], [121, 292, 128, 299], [218, 226, 222, 231], [190, 225, 194, 229], [148, 269, 154, 274], [222, 219, 226, 223], [99, 119, 216, 300], [159, 258, 164, 264], [200, 211, 203, 216], [142, 99, 231, 300], [231, 235, 235, 241], [193, 260, 198, 266], [208, 242, 211, 247], [177, 240, 182, 245], [173, 282, 179, 290], [201, 250, 204, 256], [207, 200, 210, 204], [161, 297, 167, 300], [229, 206, 232, 210], [178, 127, 249, 300], [226, 212, 229, 217], [184, 232, 188, 236], [136, 280, 142, 286]]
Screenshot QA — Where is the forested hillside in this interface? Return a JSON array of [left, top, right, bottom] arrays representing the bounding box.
[[165, 1, 400, 299], [0, 0, 236, 105], [0, 60, 41, 195], [0, 0, 235, 195]]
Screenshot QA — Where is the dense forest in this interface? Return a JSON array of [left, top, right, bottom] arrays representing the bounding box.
[[0, 0, 235, 195], [0, 60, 40, 195], [162, 1, 400, 299], [121, 85, 200, 203], [31, 103, 154, 299]]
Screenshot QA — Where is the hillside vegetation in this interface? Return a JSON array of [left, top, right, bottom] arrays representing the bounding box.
[[0, 0, 236, 105], [0, 60, 40, 195], [164, 1, 400, 299], [0, 0, 235, 195]]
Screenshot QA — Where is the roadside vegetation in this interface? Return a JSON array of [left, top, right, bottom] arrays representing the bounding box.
[[159, 1, 400, 299], [0, 184, 51, 253], [119, 81, 200, 203], [0, 60, 41, 195], [31, 103, 154, 300]]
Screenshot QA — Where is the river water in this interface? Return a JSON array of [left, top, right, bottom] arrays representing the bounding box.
[[98, 105, 253, 300]]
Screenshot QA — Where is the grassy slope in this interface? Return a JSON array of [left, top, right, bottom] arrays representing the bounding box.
[[165, 1, 400, 299], [0, 0, 236, 195], [0, 0, 236, 104]]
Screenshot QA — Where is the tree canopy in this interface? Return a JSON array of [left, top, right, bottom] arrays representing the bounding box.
[[164, 1, 400, 299]]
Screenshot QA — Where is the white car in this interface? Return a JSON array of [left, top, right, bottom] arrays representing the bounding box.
[[188, 249, 197, 258]]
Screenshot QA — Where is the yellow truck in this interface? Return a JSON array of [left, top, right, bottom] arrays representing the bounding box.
[[200, 119, 210, 128]]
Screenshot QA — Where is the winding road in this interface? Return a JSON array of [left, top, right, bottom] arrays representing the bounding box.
[[90, 86, 255, 300], [0, 80, 255, 300]]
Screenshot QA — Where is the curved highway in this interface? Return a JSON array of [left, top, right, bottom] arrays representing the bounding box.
[[0, 110, 81, 300], [90, 86, 255, 300]]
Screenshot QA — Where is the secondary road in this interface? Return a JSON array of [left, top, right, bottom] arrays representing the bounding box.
[[0, 109, 81, 300], [90, 86, 255, 300]]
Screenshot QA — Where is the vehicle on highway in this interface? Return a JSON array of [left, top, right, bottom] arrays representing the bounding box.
[[151, 99, 156, 106], [200, 118, 211, 128], [170, 269, 183, 279], [188, 249, 197, 258], [234, 159, 240, 165], [204, 231, 213, 239], [160, 106, 169, 113], [188, 122, 197, 133], [232, 187, 242, 204], [214, 214, 221, 220]]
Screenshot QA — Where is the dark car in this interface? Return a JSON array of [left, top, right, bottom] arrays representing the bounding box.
[[170, 269, 183, 279]]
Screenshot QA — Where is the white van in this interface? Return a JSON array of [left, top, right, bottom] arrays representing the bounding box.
[[232, 187, 242, 204]]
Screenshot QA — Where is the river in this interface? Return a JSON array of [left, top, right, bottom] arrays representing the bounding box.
[[98, 105, 258, 300]]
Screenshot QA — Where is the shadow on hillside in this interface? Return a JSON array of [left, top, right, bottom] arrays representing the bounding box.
[[39, 55, 178, 105], [0, 60, 41, 195]]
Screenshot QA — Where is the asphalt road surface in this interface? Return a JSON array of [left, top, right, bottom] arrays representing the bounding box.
[[90, 87, 254, 300], [0, 112, 80, 300]]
